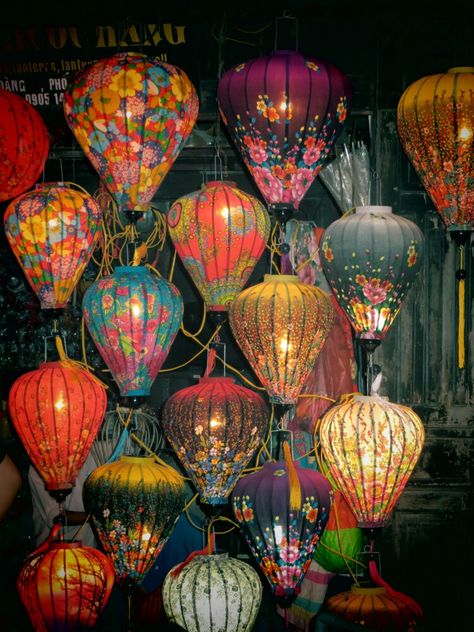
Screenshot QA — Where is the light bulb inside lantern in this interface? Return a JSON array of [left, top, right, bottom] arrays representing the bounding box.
[[220, 206, 231, 220], [131, 300, 143, 318], [274, 524, 283, 546], [209, 417, 222, 429], [459, 126, 472, 141], [142, 531, 151, 542], [54, 397, 66, 412]]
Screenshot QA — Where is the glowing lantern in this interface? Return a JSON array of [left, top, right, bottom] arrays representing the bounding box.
[[162, 553, 262, 632], [4, 183, 102, 309], [229, 274, 334, 405], [82, 266, 183, 397], [319, 395, 425, 528], [17, 541, 115, 631], [162, 376, 268, 506], [83, 455, 186, 588], [217, 50, 351, 219], [8, 360, 107, 498], [321, 206, 424, 342], [167, 180, 271, 312], [0, 89, 49, 203], [63, 52, 199, 218]]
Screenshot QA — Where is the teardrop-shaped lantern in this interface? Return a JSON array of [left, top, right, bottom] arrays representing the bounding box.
[[162, 376, 268, 506], [167, 180, 270, 312], [8, 360, 107, 496], [63, 52, 199, 216], [82, 266, 183, 397], [17, 540, 115, 631], [229, 274, 334, 405], [217, 51, 352, 215], [83, 456, 185, 588], [321, 206, 424, 341], [0, 89, 49, 202], [4, 183, 102, 309], [163, 553, 262, 632], [319, 395, 425, 528]]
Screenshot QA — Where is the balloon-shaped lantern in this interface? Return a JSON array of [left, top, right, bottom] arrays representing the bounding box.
[[17, 540, 115, 631], [167, 180, 270, 312], [319, 394, 425, 528], [83, 456, 185, 588], [64, 52, 199, 219], [162, 376, 268, 506], [83, 266, 183, 397], [229, 274, 334, 405], [0, 89, 49, 203], [4, 183, 103, 309], [217, 50, 352, 222]]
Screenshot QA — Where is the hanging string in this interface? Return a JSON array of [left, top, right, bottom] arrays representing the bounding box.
[[55, 335, 108, 389], [457, 244, 465, 369]]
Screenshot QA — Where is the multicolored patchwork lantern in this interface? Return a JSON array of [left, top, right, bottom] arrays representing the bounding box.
[[319, 395, 425, 528], [167, 180, 270, 312], [4, 183, 102, 309], [83, 455, 185, 588], [0, 89, 49, 203], [82, 266, 183, 397], [63, 52, 199, 217], [229, 274, 334, 405], [162, 376, 268, 505]]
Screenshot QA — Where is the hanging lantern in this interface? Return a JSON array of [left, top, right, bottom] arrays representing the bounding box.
[[83, 455, 185, 588], [17, 540, 115, 631], [162, 553, 262, 632], [319, 395, 425, 528], [321, 206, 424, 342], [63, 52, 199, 219], [82, 266, 183, 397], [0, 89, 49, 203], [217, 50, 351, 222], [4, 183, 103, 309], [229, 274, 334, 405], [162, 376, 268, 506], [167, 180, 271, 312]]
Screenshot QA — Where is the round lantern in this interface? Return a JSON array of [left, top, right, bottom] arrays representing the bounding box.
[[83, 455, 186, 587], [162, 376, 268, 506], [4, 182, 103, 309], [8, 360, 107, 497], [17, 541, 115, 631], [63, 52, 199, 217], [0, 89, 49, 203], [319, 395, 425, 528], [217, 50, 352, 217], [82, 265, 183, 397], [167, 180, 271, 312], [321, 206, 424, 341], [229, 274, 334, 405], [162, 553, 262, 632]]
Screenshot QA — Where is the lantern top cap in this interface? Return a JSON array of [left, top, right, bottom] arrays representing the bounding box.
[[355, 206, 392, 215], [263, 274, 299, 283], [199, 376, 235, 384], [351, 585, 386, 596], [119, 455, 156, 464], [203, 180, 238, 189], [47, 541, 83, 550], [447, 66, 474, 74], [114, 265, 148, 275]]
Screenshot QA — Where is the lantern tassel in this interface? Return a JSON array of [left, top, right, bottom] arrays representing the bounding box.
[[283, 441, 301, 511], [55, 336, 108, 389], [458, 273, 465, 370], [368, 560, 423, 620], [171, 532, 216, 577]]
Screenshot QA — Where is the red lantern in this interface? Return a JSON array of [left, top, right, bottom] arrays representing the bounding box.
[[0, 89, 49, 203]]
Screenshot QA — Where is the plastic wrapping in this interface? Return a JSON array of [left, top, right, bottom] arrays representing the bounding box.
[[319, 142, 371, 212]]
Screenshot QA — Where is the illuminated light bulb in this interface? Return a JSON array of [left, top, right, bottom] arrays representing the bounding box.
[[459, 126, 472, 141]]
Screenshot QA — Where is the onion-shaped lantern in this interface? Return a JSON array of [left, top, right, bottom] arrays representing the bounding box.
[[63, 52, 199, 218], [0, 89, 49, 203], [229, 274, 334, 405], [167, 180, 270, 312], [319, 395, 425, 528], [4, 183, 102, 309], [83, 455, 185, 588], [82, 266, 183, 397], [162, 376, 268, 506], [162, 553, 262, 632], [217, 51, 351, 219], [321, 206, 424, 342], [17, 540, 115, 631]]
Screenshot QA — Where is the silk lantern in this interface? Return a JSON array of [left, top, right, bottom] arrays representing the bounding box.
[[162, 376, 268, 506], [217, 50, 351, 220], [63, 52, 199, 219], [229, 274, 334, 405], [167, 180, 271, 312], [0, 89, 49, 202], [319, 394, 425, 528], [17, 541, 115, 631], [82, 265, 183, 397], [4, 183, 103, 309], [83, 455, 186, 588]]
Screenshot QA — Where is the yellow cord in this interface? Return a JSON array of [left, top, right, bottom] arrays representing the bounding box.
[[458, 246, 465, 370]]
